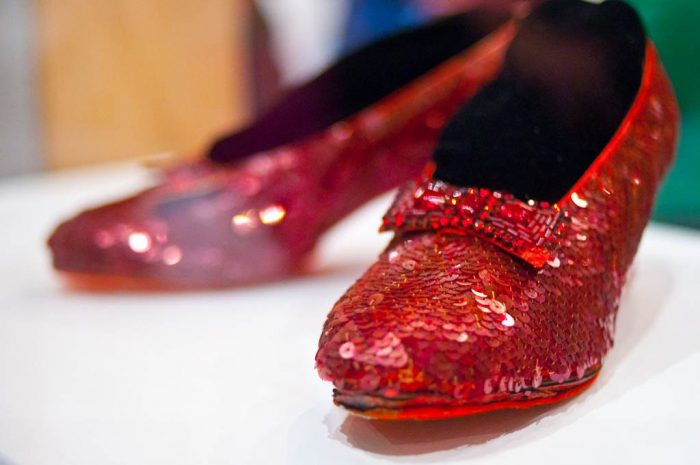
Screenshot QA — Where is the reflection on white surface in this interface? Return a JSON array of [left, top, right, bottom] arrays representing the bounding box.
[[0, 164, 699, 465]]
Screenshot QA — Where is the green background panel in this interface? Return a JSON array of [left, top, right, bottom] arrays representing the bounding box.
[[629, 0, 700, 227]]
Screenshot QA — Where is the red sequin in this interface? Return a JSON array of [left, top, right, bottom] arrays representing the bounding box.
[[47, 25, 516, 289], [381, 181, 567, 268], [316, 44, 679, 419]]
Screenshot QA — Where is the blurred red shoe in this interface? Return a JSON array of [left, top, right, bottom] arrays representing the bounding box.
[[316, 0, 679, 420], [48, 11, 515, 290]]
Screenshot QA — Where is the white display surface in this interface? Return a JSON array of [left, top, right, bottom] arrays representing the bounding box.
[[0, 163, 698, 465]]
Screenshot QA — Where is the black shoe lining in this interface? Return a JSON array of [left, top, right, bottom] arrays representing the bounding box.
[[208, 11, 509, 163], [433, 0, 646, 201]]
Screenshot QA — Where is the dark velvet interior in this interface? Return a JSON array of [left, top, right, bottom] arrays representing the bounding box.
[[208, 11, 509, 163], [433, 0, 646, 201]]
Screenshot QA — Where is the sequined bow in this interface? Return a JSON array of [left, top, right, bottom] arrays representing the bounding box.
[[381, 178, 569, 269]]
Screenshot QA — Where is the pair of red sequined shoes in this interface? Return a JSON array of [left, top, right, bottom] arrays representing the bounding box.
[[49, 0, 678, 420]]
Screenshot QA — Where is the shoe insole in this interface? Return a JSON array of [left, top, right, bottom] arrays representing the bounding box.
[[433, 0, 646, 201]]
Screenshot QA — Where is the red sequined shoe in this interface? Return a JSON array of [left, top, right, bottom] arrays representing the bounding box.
[[47, 11, 516, 289], [316, 0, 679, 420]]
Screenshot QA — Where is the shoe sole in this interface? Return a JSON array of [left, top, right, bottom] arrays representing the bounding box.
[[334, 370, 599, 420]]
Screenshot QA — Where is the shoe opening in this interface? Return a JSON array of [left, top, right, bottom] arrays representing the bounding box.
[[432, 0, 646, 201], [208, 10, 509, 163]]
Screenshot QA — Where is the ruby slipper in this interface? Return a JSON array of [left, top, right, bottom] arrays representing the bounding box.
[[316, 0, 679, 419], [48, 11, 516, 289]]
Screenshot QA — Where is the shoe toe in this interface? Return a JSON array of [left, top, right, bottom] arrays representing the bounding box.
[[48, 188, 202, 287], [48, 177, 299, 288], [316, 232, 601, 418]]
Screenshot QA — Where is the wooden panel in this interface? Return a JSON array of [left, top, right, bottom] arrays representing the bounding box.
[[34, 0, 251, 169]]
